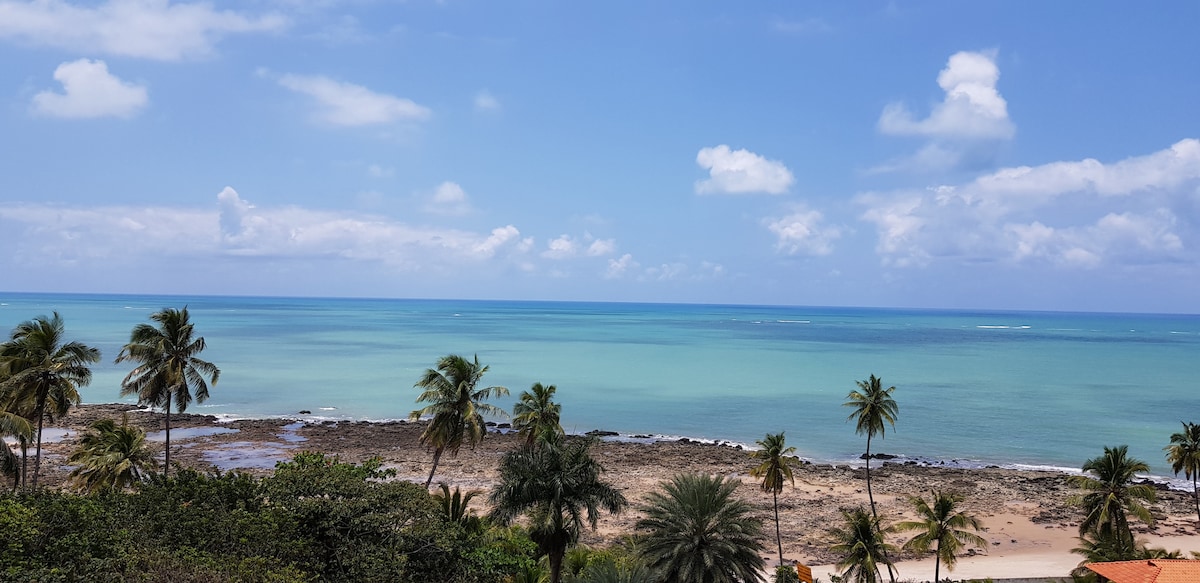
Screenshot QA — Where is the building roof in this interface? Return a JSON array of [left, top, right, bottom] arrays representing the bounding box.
[[1085, 559, 1200, 583]]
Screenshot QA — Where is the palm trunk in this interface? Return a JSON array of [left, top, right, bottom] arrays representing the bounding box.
[[31, 408, 44, 489], [19, 437, 28, 490], [1192, 473, 1199, 528], [164, 393, 172, 477], [774, 488, 784, 567], [425, 447, 444, 489], [549, 548, 564, 583], [865, 433, 875, 518], [934, 540, 941, 583]]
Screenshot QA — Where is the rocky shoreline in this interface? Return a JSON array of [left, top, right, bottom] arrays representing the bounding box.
[[25, 403, 1200, 572]]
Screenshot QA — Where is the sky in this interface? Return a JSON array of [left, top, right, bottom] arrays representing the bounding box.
[[1, 1, 1199, 313]]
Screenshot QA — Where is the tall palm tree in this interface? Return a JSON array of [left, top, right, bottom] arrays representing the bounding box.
[[1068, 445, 1155, 546], [895, 490, 988, 583], [750, 431, 796, 568], [843, 374, 898, 521], [637, 473, 765, 583], [67, 413, 157, 493], [115, 306, 220, 477], [513, 382, 564, 446], [829, 507, 896, 583], [411, 354, 508, 488], [488, 435, 626, 583], [1165, 421, 1200, 527], [0, 312, 100, 488]]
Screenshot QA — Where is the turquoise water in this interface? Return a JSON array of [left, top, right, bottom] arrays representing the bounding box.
[[1, 292, 1196, 477]]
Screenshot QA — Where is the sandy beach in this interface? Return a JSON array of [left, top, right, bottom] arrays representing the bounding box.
[[28, 404, 1200, 581]]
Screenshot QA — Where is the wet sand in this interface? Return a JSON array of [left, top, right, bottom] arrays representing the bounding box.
[[29, 404, 1200, 580]]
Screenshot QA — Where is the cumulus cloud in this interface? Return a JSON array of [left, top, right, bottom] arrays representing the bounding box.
[[858, 140, 1200, 268], [541, 235, 577, 259], [0, 0, 286, 61], [586, 238, 615, 256], [695, 145, 794, 195], [763, 205, 842, 256], [32, 59, 147, 119], [424, 181, 473, 215], [605, 253, 637, 279], [879, 50, 1014, 140], [474, 90, 500, 112], [275, 73, 430, 126], [473, 225, 521, 258]]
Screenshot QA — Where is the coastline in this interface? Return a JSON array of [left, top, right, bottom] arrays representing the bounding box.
[[26, 403, 1200, 580]]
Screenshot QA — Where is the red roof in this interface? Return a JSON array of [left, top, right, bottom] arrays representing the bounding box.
[[1086, 559, 1200, 583]]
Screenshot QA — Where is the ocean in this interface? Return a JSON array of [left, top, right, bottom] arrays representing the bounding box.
[[1, 292, 1196, 479]]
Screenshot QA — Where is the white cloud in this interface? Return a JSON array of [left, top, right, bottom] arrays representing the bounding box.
[[695, 145, 794, 195], [0, 0, 286, 61], [586, 239, 616, 257], [32, 59, 147, 119], [424, 181, 473, 215], [858, 140, 1200, 268], [605, 253, 637, 279], [276, 73, 430, 126], [474, 90, 500, 112], [763, 205, 842, 256], [541, 235, 577, 259], [879, 50, 1014, 140], [472, 225, 521, 258]]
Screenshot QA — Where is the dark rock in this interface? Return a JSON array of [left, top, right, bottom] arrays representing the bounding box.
[[586, 429, 619, 437], [486, 422, 497, 427], [860, 453, 896, 460], [298, 410, 312, 415], [632, 434, 652, 439], [497, 423, 511, 429]]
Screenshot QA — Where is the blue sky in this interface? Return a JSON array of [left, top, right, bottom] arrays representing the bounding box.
[[1, 1, 1198, 313]]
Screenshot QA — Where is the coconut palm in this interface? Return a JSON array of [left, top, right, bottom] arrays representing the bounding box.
[[489, 435, 626, 583], [67, 413, 157, 493], [411, 354, 508, 488], [829, 507, 896, 583], [513, 382, 564, 446], [434, 482, 484, 534], [843, 374, 898, 521], [1165, 421, 1200, 527], [1068, 445, 1155, 545], [895, 490, 987, 583], [0, 410, 32, 490], [637, 473, 765, 583], [750, 431, 797, 568], [0, 312, 100, 488], [115, 307, 220, 477]]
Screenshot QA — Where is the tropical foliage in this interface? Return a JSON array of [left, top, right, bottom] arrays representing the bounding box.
[[1068, 445, 1155, 546], [1165, 421, 1200, 526], [750, 431, 797, 568], [513, 382, 564, 446], [829, 507, 896, 583], [412, 354, 509, 488], [894, 490, 987, 583], [636, 473, 765, 583], [115, 306, 220, 476], [489, 435, 627, 583], [67, 414, 157, 493], [843, 374, 898, 521], [0, 312, 100, 488]]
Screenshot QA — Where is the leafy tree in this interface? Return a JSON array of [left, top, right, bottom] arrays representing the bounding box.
[[0, 312, 100, 488], [843, 374, 898, 521], [115, 306, 220, 477], [489, 436, 626, 583], [750, 431, 797, 568], [637, 473, 765, 583], [1165, 421, 1200, 527], [0, 410, 32, 490], [412, 354, 509, 488], [513, 382, 564, 446], [435, 482, 485, 534], [773, 565, 801, 583], [68, 413, 157, 493], [566, 553, 656, 583], [894, 490, 987, 583], [1068, 445, 1155, 546], [829, 507, 896, 583]]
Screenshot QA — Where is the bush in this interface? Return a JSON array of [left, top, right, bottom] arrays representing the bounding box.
[[775, 564, 801, 583]]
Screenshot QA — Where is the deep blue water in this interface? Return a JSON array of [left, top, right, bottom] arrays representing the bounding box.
[[1, 292, 1196, 478]]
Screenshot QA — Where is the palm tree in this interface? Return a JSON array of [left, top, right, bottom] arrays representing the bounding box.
[[115, 307, 220, 477], [829, 507, 896, 583], [637, 473, 765, 583], [1165, 421, 1200, 527], [1068, 445, 1155, 546], [67, 413, 157, 493], [411, 354, 508, 488], [489, 435, 627, 583], [750, 431, 797, 568], [843, 374, 898, 521], [0, 312, 100, 488], [895, 490, 988, 583], [0, 411, 32, 490], [434, 482, 484, 534], [513, 382, 564, 446]]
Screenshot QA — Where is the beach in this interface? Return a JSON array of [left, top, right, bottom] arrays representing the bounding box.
[[29, 403, 1200, 581]]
